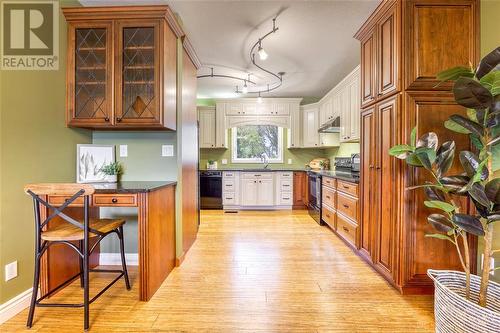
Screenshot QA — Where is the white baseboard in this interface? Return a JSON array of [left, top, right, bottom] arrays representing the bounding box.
[[99, 253, 138, 266], [0, 288, 34, 325]]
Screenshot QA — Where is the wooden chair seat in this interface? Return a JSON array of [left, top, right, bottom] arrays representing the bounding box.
[[41, 218, 125, 241]]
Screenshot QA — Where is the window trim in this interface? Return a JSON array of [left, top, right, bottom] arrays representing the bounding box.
[[231, 126, 284, 164]]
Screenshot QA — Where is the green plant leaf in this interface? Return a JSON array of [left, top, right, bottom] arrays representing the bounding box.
[[475, 46, 500, 79], [453, 77, 493, 109], [440, 175, 470, 194], [425, 187, 446, 201], [466, 108, 478, 122], [444, 119, 471, 134], [436, 66, 475, 83], [450, 114, 484, 136], [414, 147, 436, 170], [435, 141, 455, 177], [480, 70, 500, 96], [485, 178, 500, 204], [416, 132, 439, 151], [405, 152, 423, 167], [428, 214, 453, 233], [389, 144, 414, 159], [452, 213, 485, 236], [424, 200, 456, 213], [410, 127, 417, 147], [468, 183, 491, 208], [470, 134, 484, 150], [459, 151, 489, 180], [425, 233, 455, 243]]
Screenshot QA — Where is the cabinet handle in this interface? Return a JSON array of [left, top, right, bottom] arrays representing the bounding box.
[[343, 204, 349, 208], [283, 197, 290, 200], [325, 214, 330, 218], [221, 144, 225, 147], [343, 226, 349, 233], [104, 117, 109, 122], [227, 197, 233, 200], [376, 166, 381, 170], [255, 174, 261, 177], [116, 117, 122, 122], [326, 196, 331, 199], [283, 184, 289, 187], [112, 198, 118, 203], [378, 93, 382, 96], [343, 185, 349, 189], [369, 165, 374, 169]]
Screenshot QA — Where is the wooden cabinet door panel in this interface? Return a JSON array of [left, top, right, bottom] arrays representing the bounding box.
[[67, 21, 114, 128], [377, 1, 400, 99], [374, 95, 399, 281], [404, 0, 478, 90], [360, 27, 377, 108], [360, 107, 376, 262], [115, 20, 162, 127], [293, 172, 306, 208], [403, 92, 470, 287]]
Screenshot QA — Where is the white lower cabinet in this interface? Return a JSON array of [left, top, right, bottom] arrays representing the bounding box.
[[222, 171, 294, 209]]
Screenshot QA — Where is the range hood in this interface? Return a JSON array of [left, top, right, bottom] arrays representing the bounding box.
[[318, 116, 340, 133]]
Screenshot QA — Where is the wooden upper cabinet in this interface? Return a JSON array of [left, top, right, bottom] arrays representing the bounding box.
[[63, 6, 181, 130], [67, 21, 114, 127], [359, 27, 377, 108], [377, 1, 400, 99], [404, 0, 479, 90], [115, 20, 161, 127]]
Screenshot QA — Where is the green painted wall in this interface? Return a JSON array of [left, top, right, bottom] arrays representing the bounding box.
[[199, 128, 327, 170], [0, 0, 92, 303], [479, 0, 500, 282]]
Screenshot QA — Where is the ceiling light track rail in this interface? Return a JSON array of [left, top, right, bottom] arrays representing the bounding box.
[[196, 17, 284, 98]]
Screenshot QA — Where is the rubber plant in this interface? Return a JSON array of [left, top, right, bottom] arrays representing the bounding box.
[[389, 46, 500, 307]]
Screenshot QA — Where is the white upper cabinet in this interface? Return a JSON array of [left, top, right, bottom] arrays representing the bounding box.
[[198, 107, 216, 148], [302, 106, 320, 148], [215, 103, 228, 148], [349, 72, 360, 142]]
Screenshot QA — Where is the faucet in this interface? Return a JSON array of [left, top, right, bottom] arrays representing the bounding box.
[[260, 153, 270, 169]]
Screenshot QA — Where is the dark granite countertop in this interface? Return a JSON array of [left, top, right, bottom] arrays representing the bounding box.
[[199, 168, 305, 172], [93, 181, 177, 194], [311, 170, 360, 184]]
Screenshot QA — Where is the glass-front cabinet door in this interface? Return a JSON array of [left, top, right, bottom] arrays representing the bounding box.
[[115, 21, 161, 127], [67, 22, 113, 127]]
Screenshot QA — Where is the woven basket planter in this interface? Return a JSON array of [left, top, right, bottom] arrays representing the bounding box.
[[428, 270, 500, 333]]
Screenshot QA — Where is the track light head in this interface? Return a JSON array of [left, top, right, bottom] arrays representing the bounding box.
[[242, 81, 248, 94], [258, 44, 268, 60]]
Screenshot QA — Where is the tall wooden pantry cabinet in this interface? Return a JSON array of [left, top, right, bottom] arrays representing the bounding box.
[[356, 0, 479, 294]]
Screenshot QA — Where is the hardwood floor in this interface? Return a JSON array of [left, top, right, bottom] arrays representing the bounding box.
[[1, 210, 434, 332]]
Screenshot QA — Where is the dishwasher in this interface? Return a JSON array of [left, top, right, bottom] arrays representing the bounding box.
[[199, 171, 223, 209]]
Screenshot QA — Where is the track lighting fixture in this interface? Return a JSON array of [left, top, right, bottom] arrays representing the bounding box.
[[257, 41, 268, 61], [242, 80, 248, 94], [257, 92, 263, 103]]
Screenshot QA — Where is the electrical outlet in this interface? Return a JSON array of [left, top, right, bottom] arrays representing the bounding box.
[[288, 158, 292, 164], [119, 145, 128, 157], [162, 145, 174, 157], [221, 159, 228, 165], [5, 261, 17, 281]]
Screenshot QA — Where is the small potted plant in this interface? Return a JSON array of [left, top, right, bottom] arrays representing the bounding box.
[[207, 159, 217, 170], [100, 161, 123, 183], [389, 46, 499, 332]]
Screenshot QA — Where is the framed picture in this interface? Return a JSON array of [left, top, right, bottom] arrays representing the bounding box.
[[77, 144, 115, 183]]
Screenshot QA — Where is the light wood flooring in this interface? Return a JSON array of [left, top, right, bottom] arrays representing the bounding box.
[[1, 210, 434, 332]]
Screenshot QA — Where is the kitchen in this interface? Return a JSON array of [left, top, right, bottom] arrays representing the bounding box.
[[1, 0, 498, 332]]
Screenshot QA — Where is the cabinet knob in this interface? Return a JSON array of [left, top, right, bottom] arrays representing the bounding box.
[[369, 165, 374, 169], [116, 117, 122, 122], [112, 198, 118, 203], [104, 117, 109, 122], [376, 166, 381, 170], [343, 226, 349, 233], [378, 93, 382, 96]]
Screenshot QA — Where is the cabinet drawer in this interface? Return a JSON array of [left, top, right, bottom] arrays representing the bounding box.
[[337, 180, 358, 197], [92, 194, 137, 207], [322, 177, 336, 188], [337, 213, 357, 247], [280, 179, 292, 191], [48, 195, 84, 207], [322, 204, 336, 230], [223, 194, 236, 205], [337, 192, 358, 222], [279, 192, 293, 205], [322, 186, 336, 209], [223, 179, 235, 191], [241, 172, 273, 179]]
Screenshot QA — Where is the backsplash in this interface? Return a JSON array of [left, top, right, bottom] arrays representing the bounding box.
[[324, 142, 360, 168]]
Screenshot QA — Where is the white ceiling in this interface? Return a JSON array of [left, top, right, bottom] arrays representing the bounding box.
[[80, 0, 378, 99]]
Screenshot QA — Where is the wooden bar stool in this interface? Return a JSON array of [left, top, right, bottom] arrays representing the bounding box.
[[24, 183, 131, 330]]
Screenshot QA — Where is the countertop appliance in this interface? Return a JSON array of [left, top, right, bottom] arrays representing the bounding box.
[[334, 154, 360, 173], [307, 171, 322, 225], [199, 171, 222, 209], [308, 158, 330, 170]]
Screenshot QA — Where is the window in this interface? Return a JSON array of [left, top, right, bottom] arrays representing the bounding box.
[[232, 125, 283, 163]]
